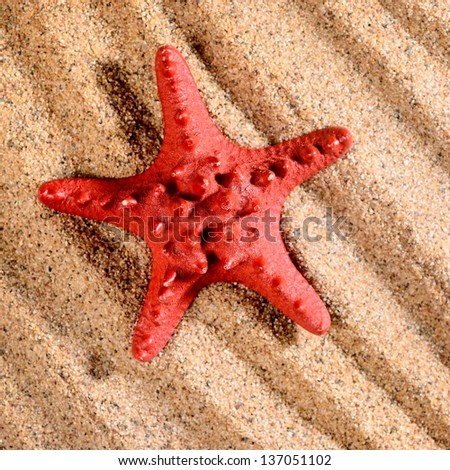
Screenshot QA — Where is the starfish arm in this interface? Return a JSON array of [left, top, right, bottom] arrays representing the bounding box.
[[155, 45, 225, 155], [132, 253, 202, 361], [37, 176, 149, 233], [247, 127, 353, 200], [226, 239, 330, 335]]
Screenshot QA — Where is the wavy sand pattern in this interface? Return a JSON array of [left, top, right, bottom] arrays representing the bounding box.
[[1, 1, 449, 449]]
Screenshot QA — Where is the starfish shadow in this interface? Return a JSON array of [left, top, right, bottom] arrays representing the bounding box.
[[63, 216, 150, 323], [96, 60, 162, 169], [230, 284, 298, 346]]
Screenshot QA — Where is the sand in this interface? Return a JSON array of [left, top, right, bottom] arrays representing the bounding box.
[[1, 0, 449, 450]]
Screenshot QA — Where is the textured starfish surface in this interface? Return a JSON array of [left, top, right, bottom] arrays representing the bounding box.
[[38, 45, 353, 362]]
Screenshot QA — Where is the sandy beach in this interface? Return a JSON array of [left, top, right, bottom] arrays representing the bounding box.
[[1, 0, 449, 449]]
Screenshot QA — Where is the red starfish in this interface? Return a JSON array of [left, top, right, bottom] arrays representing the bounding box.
[[38, 45, 352, 362]]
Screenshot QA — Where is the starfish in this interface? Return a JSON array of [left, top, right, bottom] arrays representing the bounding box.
[[38, 45, 352, 362]]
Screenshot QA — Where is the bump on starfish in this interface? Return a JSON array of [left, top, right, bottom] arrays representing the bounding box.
[[38, 45, 353, 362]]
